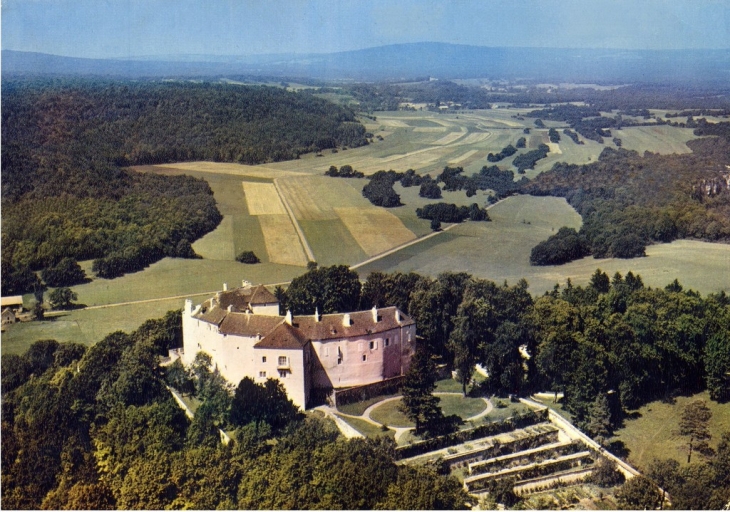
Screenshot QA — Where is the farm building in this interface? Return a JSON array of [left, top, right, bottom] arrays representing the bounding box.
[[181, 281, 416, 408], [1, 296, 24, 325]]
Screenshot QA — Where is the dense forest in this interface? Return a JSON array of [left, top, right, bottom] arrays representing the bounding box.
[[1, 79, 368, 291], [4, 267, 728, 509], [525, 125, 730, 263]]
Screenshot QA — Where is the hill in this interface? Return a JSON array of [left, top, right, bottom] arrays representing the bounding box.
[[4, 44, 730, 83], [1, 79, 367, 291]]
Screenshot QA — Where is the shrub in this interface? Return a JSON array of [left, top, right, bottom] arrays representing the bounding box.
[[236, 251, 260, 264]]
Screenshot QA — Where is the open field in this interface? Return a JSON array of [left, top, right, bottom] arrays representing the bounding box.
[[613, 125, 695, 154], [335, 207, 416, 257], [355, 195, 730, 296], [257, 214, 309, 266], [153, 161, 307, 179], [241, 182, 287, 215], [614, 391, 730, 471]]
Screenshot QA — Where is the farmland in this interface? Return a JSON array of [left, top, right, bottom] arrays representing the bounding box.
[[5, 107, 729, 354]]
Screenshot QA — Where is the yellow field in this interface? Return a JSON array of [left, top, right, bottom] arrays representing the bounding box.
[[257, 214, 309, 266], [334, 207, 416, 256], [432, 129, 468, 145], [448, 149, 479, 164], [277, 177, 348, 220], [546, 142, 562, 154], [154, 161, 307, 179], [242, 182, 287, 215], [413, 127, 448, 133], [379, 119, 410, 128], [457, 132, 492, 145]]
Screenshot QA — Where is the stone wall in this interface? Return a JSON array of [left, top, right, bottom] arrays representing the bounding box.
[[332, 375, 406, 407]]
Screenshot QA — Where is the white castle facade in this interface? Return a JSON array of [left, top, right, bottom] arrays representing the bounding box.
[[181, 281, 416, 408]]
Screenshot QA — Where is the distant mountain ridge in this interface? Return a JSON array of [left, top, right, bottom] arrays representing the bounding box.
[[4, 43, 730, 83]]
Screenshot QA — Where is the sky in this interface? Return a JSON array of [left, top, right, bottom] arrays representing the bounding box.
[[2, 0, 729, 59]]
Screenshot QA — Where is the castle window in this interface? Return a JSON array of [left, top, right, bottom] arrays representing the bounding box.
[[262, 356, 267, 363], [385, 338, 390, 347], [259, 371, 266, 378], [278, 356, 288, 366], [278, 370, 288, 378], [362, 354, 367, 362], [369, 340, 377, 350], [358, 342, 363, 351], [337, 347, 343, 365]]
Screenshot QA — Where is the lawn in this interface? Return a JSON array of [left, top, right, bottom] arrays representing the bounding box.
[[369, 399, 415, 428], [438, 394, 489, 419], [613, 390, 730, 471], [2, 297, 188, 354], [481, 401, 533, 423], [337, 393, 401, 416], [334, 414, 396, 440]]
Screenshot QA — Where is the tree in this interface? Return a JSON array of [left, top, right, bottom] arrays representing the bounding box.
[[705, 328, 730, 402], [449, 319, 476, 397], [430, 218, 442, 231], [48, 287, 78, 310], [590, 457, 625, 487], [589, 269, 610, 294], [376, 465, 470, 510], [419, 180, 442, 199], [236, 251, 260, 264], [615, 476, 663, 510], [586, 393, 613, 446], [284, 264, 361, 315], [678, 399, 712, 463], [399, 349, 441, 435], [41, 257, 87, 287]]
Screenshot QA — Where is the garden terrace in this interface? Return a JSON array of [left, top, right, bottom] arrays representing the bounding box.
[[468, 440, 582, 476], [464, 450, 595, 493], [395, 409, 549, 460], [399, 421, 557, 468]]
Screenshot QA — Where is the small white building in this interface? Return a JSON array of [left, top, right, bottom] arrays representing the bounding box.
[[181, 282, 416, 409]]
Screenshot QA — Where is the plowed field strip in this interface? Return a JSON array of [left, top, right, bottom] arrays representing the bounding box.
[[257, 214, 308, 266], [242, 182, 287, 215], [335, 207, 416, 257]]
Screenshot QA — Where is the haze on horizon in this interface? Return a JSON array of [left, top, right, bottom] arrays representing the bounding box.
[[2, 0, 729, 61]]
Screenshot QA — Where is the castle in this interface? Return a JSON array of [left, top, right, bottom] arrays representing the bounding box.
[[182, 281, 416, 408]]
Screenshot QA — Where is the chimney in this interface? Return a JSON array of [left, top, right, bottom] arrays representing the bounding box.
[[372, 305, 378, 322], [314, 307, 320, 322], [223, 283, 228, 291], [227, 305, 233, 313], [285, 310, 293, 326], [395, 309, 402, 324], [342, 313, 351, 327], [185, 299, 193, 315], [242, 280, 252, 288]]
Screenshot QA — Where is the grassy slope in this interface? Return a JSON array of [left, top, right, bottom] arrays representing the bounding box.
[[614, 391, 730, 471]]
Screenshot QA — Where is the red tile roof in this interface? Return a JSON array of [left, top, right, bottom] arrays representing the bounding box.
[[254, 322, 309, 350], [292, 306, 413, 341]]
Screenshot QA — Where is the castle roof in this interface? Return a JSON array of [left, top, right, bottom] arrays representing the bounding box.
[[218, 314, 284, 337], [291, 306, 413, 341], [254, 322, 309, 350], [217, 284, 278, 312]]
